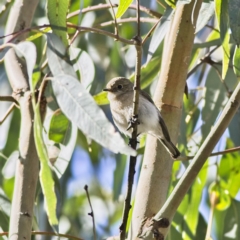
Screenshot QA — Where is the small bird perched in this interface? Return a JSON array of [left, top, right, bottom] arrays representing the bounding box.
[[103, 77, 180, 159]]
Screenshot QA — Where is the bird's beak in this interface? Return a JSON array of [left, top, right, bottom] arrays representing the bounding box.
[[103, 88, 110, 92]]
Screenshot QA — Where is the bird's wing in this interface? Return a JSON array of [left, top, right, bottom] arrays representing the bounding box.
[[140, 89, 171, 142], [140, 90, 155, 104], [158, 116, 171, 141]]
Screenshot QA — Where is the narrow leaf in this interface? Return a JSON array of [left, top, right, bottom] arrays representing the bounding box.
[[51, 74, 136, 156], [115, 0, 133, 18], [195, 0, 214, 33], [47, 33, 76, 78], [47, 0, 69, 46], [34, 104, 58, 226], [48, 109, 70, 143], [147, 7, 173, 62], [93, 91, 109, 105], [233, 46, 240, 77], [228, 0, 240, 45], [215, 0, 230, 79]]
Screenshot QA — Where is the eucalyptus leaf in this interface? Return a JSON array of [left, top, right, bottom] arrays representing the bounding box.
[[93, 91, 109, 105], [115, 0, 133, 18], [195, 0, 214, 33], [47, 33, 76, 78], [233, 46, 240, 77], [70, 47, 95, 90], [215, 0, 230, 79], [147, 6, 173, 62], [228, 0, 240, 46], [47, 0, 69, 46], [34, 104, 58, 227]]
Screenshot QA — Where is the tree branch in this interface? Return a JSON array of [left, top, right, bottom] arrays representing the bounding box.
[[119, 1, 142, 239], [4, 0, 40, 239], [130, 0, 203, 239]]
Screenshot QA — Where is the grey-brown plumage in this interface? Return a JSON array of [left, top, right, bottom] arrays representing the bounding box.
[[103, 77, 180, 159]]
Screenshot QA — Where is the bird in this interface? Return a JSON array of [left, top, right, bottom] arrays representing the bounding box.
[[103, 77, 180, 159]]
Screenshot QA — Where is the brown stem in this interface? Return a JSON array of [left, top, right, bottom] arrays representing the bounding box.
[[67, 3, 161, 19], [119, 1, 142, 240]]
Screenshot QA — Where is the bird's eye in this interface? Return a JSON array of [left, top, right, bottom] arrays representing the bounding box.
[[117, 84, 123, 90]]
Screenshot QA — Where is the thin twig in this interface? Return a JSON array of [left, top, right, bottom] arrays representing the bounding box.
[[98, 17, 157, 28], [119, 1, 142, 240], [142, 18, 161, 45], [67, 24, 135, 45], [0, 103, 17, 125], [0, 231, 84, 240], [210, 63, 230, 93], [108, 0, 119, 36], [0, 24, 135, 45], [187, 45, 219, 79], [67, 3, 161, 19], [84, 185, 97, 240], [177, 146, 240, 161], [0, 95, 18, 104]]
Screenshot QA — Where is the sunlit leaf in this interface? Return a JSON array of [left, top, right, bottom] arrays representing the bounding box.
[[48, 109, 70, 143], [209, 181, 231, 211], [115, 0, 133, 18], [93, 91, 109, 105]]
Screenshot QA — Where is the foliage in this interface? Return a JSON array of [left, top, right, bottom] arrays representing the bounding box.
[[0, 0, 240, 239]]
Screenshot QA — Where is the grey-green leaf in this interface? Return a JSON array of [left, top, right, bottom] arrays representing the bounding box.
[[147, 6, 173, 62], [228, 0, 240, 45]]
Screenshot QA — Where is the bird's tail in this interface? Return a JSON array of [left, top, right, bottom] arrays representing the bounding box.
[[160, 139, 180, 159]]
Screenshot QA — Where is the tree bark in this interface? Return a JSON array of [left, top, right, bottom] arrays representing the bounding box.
[[4, 0, 40, 239], [129, 1, 203, 239]]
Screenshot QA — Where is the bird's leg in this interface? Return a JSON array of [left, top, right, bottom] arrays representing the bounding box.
[[127, 115, 140, 146], [128, 137, 139, 146], [126, 114, 140, 131]]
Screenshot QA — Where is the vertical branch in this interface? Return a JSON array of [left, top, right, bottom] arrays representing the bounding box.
[[119, 1, 142, 240], [130, 0, 203, 239], [4, 0, 40, 239]]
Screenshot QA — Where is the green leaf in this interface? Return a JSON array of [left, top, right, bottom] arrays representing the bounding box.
[[233, 46, 240, 77], [228, 0, 240, 45], [201, 67, 237, 140], [209, 181, 231, 211], [183, 163, 208, 238], [115, 0, 133, 18], [223, 199, 240, 239], [196, 0, 214, 33], [93, 91, 109, 105], [51, 74, 136, 156], [129, 57, 161, 89], [48, 109, 70, 143], [47, 33, 76, 78], [47, 0, 69, 46], [113, 154, 127, 200], [52, 122, 77, 178], [147, 6, 173, 62], [215, 0, 230, 79], [34, 103, 58, 227]]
